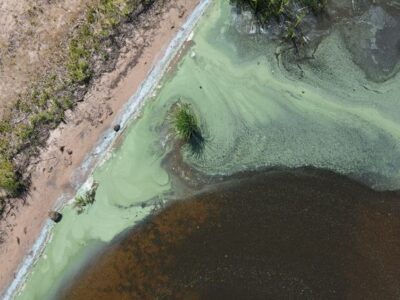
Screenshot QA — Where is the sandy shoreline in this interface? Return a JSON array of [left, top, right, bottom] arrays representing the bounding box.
[[0, 0, 206, 296]]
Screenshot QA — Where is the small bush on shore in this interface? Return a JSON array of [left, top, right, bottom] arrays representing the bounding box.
[[0, 121, 12, 134], [67, 38, 92, 83], [0, 158, 21, 196]]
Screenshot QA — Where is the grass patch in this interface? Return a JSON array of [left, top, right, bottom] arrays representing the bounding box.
[[169, 102, 205, 155], [0, 157, 22, 196], [73, 182, 99, 214], [171, 103, 200, 142]]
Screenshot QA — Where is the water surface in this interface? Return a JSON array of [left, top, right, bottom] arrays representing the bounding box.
[[60, 169, 400, 299], [15, 0, 400, 298]]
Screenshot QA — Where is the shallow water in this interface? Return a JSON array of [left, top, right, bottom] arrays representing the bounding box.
[[58, 169, 400, 299], [14, 0, 400, 298], [169, 0, 400, 190]]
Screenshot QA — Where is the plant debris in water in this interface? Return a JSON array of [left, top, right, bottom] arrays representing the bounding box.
[[230, 0, 326, 48], [73, 182, 99, 214]]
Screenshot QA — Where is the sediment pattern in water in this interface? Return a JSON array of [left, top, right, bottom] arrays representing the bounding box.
[[149, 0, 400, 190], [59, 169, 400, 299], [15, 0, 400, 298]]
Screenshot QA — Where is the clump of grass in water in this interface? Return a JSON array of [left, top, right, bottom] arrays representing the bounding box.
[[170, 102, 205, 155], [73, 182, 98, 214], [172, 103, 200, 142]]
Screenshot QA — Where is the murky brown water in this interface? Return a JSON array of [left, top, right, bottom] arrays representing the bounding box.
[[59, 169, 400, 299]]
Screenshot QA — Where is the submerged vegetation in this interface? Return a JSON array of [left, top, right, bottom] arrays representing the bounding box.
[[0, 0, 157, 201], [230, 0, 326, 48], [231, 0, 325, 22]]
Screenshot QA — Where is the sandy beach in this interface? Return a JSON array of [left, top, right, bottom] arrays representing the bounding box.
[[0, 0, 200, 295]]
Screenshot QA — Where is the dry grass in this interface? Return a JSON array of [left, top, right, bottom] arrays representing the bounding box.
[[0, 0, 98, 115], [0, 0, 158, 197]]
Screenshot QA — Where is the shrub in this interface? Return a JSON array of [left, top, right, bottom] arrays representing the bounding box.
[[0, 121, 12, 134], [0, 157, 21, 195], [67, 37, 93, 83], [67, 56, 92, 83], [16, 124, 36, 142]]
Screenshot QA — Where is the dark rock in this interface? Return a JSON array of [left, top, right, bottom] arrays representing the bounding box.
[[67, 149, 73, 155], [113, 124, 121, 132], [48, 211, 63, 223], [59, 146, 65, 152]]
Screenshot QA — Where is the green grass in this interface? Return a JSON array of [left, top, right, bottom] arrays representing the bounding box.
[[0, 121, 12, 134], [0, 157, 21, 196], [67, 38, 93, 83], [171, 103, 200, 142], [66, 0, 148, 84]]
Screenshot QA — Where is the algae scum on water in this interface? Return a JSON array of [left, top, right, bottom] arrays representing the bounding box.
[[15, 0, 400, 299]]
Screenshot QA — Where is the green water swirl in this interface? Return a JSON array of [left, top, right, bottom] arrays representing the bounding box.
[[15, 0, 400, 298]]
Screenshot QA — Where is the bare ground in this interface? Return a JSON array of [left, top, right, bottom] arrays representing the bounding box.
[[0, 0, 99, 116]]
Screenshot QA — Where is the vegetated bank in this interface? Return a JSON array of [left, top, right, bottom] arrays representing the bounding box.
[[0, 0, 161, 216]]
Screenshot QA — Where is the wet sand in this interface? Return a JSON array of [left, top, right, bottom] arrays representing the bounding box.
[[59, 168, 400, 299]]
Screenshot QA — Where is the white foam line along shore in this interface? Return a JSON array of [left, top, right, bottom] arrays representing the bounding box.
[[2, 0, 211, 298]]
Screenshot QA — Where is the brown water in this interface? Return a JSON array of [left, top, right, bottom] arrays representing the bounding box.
[[58, 169, 400, 299]]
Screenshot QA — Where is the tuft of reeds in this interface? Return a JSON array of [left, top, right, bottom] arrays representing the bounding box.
[[171, 103, 200, 142]]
